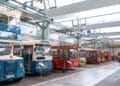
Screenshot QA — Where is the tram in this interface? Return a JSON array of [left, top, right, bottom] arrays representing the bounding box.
[[52, 45, 79, 69], [83, 49, 101, 64]]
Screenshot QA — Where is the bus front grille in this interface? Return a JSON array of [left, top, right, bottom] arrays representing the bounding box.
[[4, 61, 17, 75]]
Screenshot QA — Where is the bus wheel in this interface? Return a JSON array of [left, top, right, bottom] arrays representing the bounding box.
[[14, 78, 23, 82]]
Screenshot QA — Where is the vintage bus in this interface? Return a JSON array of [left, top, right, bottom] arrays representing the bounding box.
[[0, 23, 24, 82], [0, 40, 24, 82], [17, 40, 53, 74], [51, 45, 79, 69], [83, 49, 101, 64]]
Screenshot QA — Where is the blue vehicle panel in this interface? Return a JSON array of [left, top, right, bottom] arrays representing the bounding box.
[[0, 59, 25, 81], [0, 23, 22, 40], [32, 60, 53, 74]]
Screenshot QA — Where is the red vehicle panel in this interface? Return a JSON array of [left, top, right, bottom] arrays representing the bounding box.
[[84, 49, 101, 64], [52, 45, 79, 69]]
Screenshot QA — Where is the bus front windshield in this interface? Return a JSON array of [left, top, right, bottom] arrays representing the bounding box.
[[35, 45, 51, 59], [88, 51, 98, 58], [0, 43, 11, 56], [70, 49, 77, 59]]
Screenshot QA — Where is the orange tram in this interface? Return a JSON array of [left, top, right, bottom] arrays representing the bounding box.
[[51, 45, 79, 69]]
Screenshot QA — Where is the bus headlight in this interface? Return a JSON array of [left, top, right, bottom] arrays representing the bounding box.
[[67, 60, 72, 64], [39, 62, 45, 67], [20, 63, 23, 68]]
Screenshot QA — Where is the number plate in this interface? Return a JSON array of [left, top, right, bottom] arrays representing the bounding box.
[[6, 75, 15, 78]]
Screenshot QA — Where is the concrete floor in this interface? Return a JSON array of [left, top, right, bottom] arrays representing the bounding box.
[[1, 61, 120, 86]]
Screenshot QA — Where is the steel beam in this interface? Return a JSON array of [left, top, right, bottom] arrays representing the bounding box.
[[109, 37, 120, 40], [46, 0, 120, 17], [74, 20, 120, 31], [87, 32, 120, 37]]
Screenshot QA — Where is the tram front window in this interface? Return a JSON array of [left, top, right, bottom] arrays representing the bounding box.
[[35, 46, 45, 59], [44, 46, 51, 56], [35, 45, 51, 59], [70, 49, 77, 59], [0, 43, 11, 56], [79, 51, 86, 58], [89, 52, 97, 58]]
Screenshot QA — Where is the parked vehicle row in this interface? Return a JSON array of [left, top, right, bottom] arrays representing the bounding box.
[[0, 23, 114, 83]]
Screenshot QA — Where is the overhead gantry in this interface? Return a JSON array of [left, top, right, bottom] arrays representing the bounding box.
[[45, 0, 120, 17]]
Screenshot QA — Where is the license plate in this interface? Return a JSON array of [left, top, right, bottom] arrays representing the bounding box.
[[6, 75, 15, 78]]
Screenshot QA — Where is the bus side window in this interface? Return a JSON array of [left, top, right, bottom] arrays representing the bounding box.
[[70, 49, 77, 59], [59, 49, 68, 59], [13, 46, 21, 56], [51, 49, 58, 56], [85, 52, 89, 58]]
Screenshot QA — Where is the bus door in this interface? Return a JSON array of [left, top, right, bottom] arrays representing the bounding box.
[[22, 45, 33, 73], [69, 49, 78, 67]]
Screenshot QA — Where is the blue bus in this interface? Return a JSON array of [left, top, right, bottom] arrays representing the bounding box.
[[0, 40, 25, 82], [0, 23, 24, 82], [16, 40, 53, 74]]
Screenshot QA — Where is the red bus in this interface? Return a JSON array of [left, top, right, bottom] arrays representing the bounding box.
[[84, 49, 101, 64], [51, 45, 79, 69]]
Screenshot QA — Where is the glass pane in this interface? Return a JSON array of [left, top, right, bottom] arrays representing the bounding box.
[[79, 51, 85, 57], [35, 45, 45, 58], [44, 46, 51, 56], [0, 43, 11, 56], [48, 0, 56, 8], [72, 20, 79, 26], [80, 18, 86, 26], [33, 0, 45, 10], [70, 49, 77, 59], [52, 49, 58, 56], [59, 49, 68, 59], [56, 0, 72, 7], [35, 44, 51, 59], [13, 45, 21, 56], [0, 31, 16, 40]]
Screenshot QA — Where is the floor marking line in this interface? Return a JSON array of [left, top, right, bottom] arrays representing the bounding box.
[[31, 63, 120, 86], [31, 71, 82, 86]]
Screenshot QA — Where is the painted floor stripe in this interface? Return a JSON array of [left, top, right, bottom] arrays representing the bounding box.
[[31, 63, 120, 86], [31, 71, 82, 86]]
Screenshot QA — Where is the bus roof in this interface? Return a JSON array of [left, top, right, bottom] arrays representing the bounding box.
[[21, 40, 50, 46], [81, 48, 98, 52], [0, 40, 21, 44], [22, 40, 40, 45], [52, 45, 77, 49]]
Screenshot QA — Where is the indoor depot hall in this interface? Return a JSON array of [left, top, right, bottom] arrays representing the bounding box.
[[0, 0, 120, 86]]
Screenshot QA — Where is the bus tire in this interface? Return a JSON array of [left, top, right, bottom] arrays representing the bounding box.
[[14, 77, 23, 82]]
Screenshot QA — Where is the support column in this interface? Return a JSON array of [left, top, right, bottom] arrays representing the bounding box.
[[38, 20, 50, 40]]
